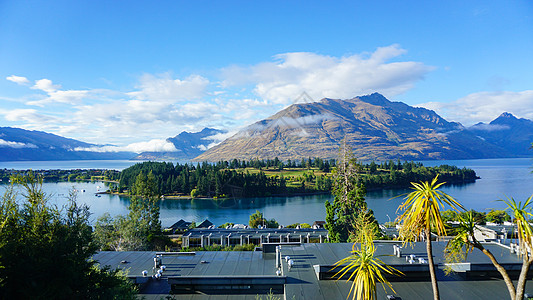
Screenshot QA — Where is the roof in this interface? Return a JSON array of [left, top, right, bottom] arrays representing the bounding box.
[[167, 219, 191, 230], [92, 241, 533, 299], [196, 219, 213, 228]]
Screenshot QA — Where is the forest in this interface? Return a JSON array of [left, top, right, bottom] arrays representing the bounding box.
[[117, 158, 478, 198]]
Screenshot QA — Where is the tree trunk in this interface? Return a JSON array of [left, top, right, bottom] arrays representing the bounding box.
[[515, 256, 532, 300], [426, 228, 440, 300], [473, 243, 516, 300]]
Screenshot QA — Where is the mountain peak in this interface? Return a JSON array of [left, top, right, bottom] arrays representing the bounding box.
[[490, 112, 532, 126], [195, 94, 508, 161], [353, 92, 390, 106], [498, 112, 517, 119]]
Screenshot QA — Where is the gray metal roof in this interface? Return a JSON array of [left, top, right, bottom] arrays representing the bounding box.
[[92, 241, 533, 299]]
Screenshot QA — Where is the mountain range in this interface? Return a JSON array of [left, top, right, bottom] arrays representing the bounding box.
[[132, 128, 225, 161], [468, 112, 533, 157], [0, 127, 133, 161], [1, 93, 532, 162], [195, 93, 532, 161]]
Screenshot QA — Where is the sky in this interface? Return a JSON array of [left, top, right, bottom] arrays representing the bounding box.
[[0, 0, 532, 153]]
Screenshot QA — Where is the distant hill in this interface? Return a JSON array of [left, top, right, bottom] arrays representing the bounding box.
[[132, 128, 226, 161], [195, 93, 517, 161], [468, 112, 533, 156], [0, 127, 134, 161]]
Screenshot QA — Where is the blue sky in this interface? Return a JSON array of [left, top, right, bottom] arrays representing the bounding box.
[[0, 1, 532, 152]]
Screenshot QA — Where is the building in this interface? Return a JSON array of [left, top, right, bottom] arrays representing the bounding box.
[[166, 219, 191, 233], [92, 240, 533, 299], [181, 227, 329, 248]]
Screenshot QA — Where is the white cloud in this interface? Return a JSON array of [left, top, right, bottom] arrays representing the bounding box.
[[469, 123, 510, 131], [418, 90, 533, 126], [32, 79, 61, 93], [6, 75, 30, 85], [74, 139, 178, 153], [28, 89, 90, 106], [0, 47, 435, 146], [2, 108, 57, 124], [128, 73, 209, 102], [222, 44, 434, 104], [0, 139, 37, 148]]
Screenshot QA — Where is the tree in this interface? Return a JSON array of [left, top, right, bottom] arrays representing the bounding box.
[[445, 195, 533, 300], [94, 171, 164, 251], [486, 209, 510, 224], [332, 214, 401, 300], [440, 209, 458, 222], [248, 210, 278, 228], [396, 175, 464, 300], [325, 142, 377, 243], [0, 172, 136, 299]]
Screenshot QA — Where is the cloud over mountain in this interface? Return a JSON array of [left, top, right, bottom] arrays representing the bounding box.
[[4, 46, 527, 148], [418, 90, 533, 126], [221, 45, 434, 104]]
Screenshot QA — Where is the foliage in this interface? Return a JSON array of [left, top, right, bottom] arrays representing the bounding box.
[[325, 143, 378, 243], [486, 209, 511, 224], [190, 188, 199, 198], [254, 289, 282, 300], [93, 171, 165, 251], [115, 159, 477, 199], [397, 175, 465, 240], [444, 211, 478, 269], [440, 209, 458, 223], [332, 214, 401, 300], [444, 196, 533, 300], [396, 175, 464, 300], [0, 168, 121, 183], [286, 223, 311, 228], [501, 196, 533, 259], [459, 209, 486, 225], [0, 172, 136, 299], [218, 222, 235, 228], [249, 210, 279, 228]]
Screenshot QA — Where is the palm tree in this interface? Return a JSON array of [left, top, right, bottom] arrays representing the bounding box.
[[396, 175, 464, 300], [332, 214, 401, 300], [445, 195, 533, 300]]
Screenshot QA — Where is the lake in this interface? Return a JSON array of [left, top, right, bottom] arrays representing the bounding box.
[[1, 158, 532, 227]]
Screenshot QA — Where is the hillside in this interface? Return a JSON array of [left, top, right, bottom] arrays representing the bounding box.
[[468, 112, 533, 156], [0, 127, 134, 161], [132, 128, 225, 161], [195, 93, 513, 161]]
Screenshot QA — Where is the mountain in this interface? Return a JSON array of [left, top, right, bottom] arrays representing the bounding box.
[[468, 112, 533, 156], [195, 93, 512, 161], [132, 128, 225, 161], [0, 127, 134, 161]]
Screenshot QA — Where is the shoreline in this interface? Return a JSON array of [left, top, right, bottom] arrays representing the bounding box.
[[99, 178, 477, 200]]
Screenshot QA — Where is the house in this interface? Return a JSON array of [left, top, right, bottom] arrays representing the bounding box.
[[196, 219, 213, 229], [167, 219, 192, 233]]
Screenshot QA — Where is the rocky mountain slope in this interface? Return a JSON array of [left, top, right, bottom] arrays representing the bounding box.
[[195, 93, 517, 161]]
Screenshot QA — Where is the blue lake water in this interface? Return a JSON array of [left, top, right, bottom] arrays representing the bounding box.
[[1, 158, 532, 227]]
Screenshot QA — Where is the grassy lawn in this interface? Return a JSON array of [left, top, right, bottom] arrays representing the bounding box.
[[234, 167, 329, 178]]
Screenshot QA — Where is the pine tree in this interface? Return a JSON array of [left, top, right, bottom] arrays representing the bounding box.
[[325, 142, 378, 243]]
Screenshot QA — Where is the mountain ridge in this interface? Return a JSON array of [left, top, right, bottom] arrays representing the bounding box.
[[195, 93, 526, 161], [132, 128, 226, 161], [0, 127, 134, 161]]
